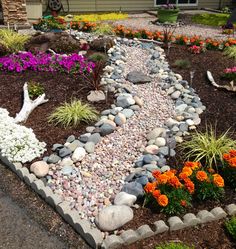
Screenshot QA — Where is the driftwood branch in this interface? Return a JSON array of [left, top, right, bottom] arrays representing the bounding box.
[[207, 71, 236, 92], [14, 82, 48, 123]]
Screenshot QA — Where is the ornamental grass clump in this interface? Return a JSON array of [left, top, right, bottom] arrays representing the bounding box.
[[48, 99, 98, 128], [181, 127, 236, 169], [0, 108, 46, 163], [94, 24, 115, 35], [144, 170, 192, 215], [222, 149, 236, 188], [0, 29, 29, 53], [224, 45, 236, 60], [225, 216, 236, 240], [179, 162, 225, 201]]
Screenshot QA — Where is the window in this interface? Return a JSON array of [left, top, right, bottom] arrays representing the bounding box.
[[155, 0, 198, 6]]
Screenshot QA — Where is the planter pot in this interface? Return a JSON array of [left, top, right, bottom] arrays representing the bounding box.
[[157, 9, 179, 23]]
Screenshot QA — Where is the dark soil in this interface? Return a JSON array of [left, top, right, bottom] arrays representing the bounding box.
[[0, 70, 114, 154], [122, 47, 236, 248]]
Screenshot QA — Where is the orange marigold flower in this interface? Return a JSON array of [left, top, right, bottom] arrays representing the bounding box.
[[144, 182, 156, 193], [196, 171, 208, 182], [182, 167, 193, 176], [184, 161, 201, 170], [152, 170, 161, 179], [165, 171, 175, 179], [228, 157, 236, 167], [223, 153, 231, 161], [157, 195, 169, 207], [213, 174, 224, 187], [179, 172, 189, 180], [184, 179, 195, 194], [153, 189, 161, 199], [157, 174, 169, 184], [169, 176, 182, 188], [180, 200, 187, 207], [229, 150, 236, 157], [225, 42, 230, 47]]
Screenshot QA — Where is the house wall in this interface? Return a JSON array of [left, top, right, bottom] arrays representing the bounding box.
[[1, 0, 28, 24], [41, 0, 231, 13]]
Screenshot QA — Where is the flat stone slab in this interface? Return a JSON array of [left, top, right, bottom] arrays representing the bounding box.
[[126, 71, 152, 84]]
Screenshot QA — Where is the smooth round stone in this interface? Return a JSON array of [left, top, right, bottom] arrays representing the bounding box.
[[129, 105, 140, 111], [101, 109, 111, 115], [147, 127, 166, 140], [114, 116, 123, 126], [79, 133, 91, 143], [121, 109, 134, 119], [58, 148, 72, 158], [117, 113, 126, 123], [125, 173, 135, 182], [86, 126, 95, 133], [114, 192, 137, 206], [52, 143, 64, 151], [47, 154, 61, 164], [171, 90, 181, 99], [100, 123, 115, 136], [135, 176, 148, 186], [66, 135, 75, 143], [121, 182, 144, 198], [144, 145, 159, 155], [179, 123, 188, 132], [155, 137, 166, 147], [161, 165, 171, 172], [30, 161, 49, 178], [87, 133, 101, 145], [60, 157, 74, 167], [72, 147, 86, 162], [61, 165, 73, 175], [143, 164, 159, 172], [158, 146, 169, 156], [84, 142, 95, 153], [175, 83, 183, 90], [66, 139, 83, 151], [133, 95, 143, 107]]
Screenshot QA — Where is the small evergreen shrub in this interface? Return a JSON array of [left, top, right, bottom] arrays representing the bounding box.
[[28, 81, 45, 99], [48, 99, 98, 128], [173, 59, 191, 69], [89, 53, 108, 62], [94, 24, 115, 35], [155, 242, 194, 249]]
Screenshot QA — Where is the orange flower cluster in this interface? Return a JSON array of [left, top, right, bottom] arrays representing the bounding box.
[[153, 170, 182, 189], [213, 174, 224, 188], [71, 21, 96, 32], [223, 150, 236, 167], [113, 25, 236, 50]]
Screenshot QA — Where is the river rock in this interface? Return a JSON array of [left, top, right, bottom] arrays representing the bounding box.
[[145, 145, 159, 155], [147, 128, 166, 140], [155, 137, 166, 147], [87, 90, 106, 102], [121, 109, 134, 118], [116, 95, 135, 108], [72, 147, 86, 162], [126, 71, 152, 84], [121, 182, 144, 198], [84, 142, 95, 153], [30, 161, 49, 178], [87, 133, 101, 144], [100, 123, 115, 136], [95, 205, 134, 231], [114, 192, 137, 206]]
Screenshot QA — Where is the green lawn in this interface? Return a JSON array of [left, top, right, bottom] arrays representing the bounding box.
[[191, 13, 231, 27]]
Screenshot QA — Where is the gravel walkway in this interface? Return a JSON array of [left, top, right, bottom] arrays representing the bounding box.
[[50, 45, 175, 224], [113, 14, 233, 40]]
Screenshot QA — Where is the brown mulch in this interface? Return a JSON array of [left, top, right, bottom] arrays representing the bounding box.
[[122, 46, 236, 248], [0, 70, 114, 154]]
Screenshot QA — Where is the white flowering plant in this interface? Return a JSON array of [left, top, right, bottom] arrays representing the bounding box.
[[0, 108, 46, 163]]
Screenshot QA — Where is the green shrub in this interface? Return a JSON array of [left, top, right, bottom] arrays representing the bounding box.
[[224, 46, 236, 61], [48, 99, 98, 128], [181, 127, 236, 169], [89, 52, 108, 62], [191, 13, 230, 26], [94, 24, 115, 35], [28, 81, 44, 99], [173, 59, 191, 69], [225, 217, 236, 240], [155, 242, 194, 249], [0, 29, 29, 53]]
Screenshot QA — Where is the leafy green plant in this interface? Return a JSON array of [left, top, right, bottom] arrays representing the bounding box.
[[191, 13, 230, 27], [89, 53, 108, 62], [48, 99, 98, 128], [94, 24, 115, 35], [225, 216, 236, 240], [173, 59, 191, 69], [181, 127, 236, 169], [0, 29, 29, 53], [28, 81, 45, 99], [155, 242, 194, 249], [224, 46, 236, 61]]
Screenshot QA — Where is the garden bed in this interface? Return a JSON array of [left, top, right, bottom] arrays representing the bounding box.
[[0, 70, 114, 154]]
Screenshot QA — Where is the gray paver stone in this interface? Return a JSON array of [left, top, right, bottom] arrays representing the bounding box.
[[153, 220, 169, 234], [136, 224, 154, 239], [120, 229, 139, 245], [16, 167, 29, 179], [74, 219, 92, 235], [197, 210, 215, 223], [63, 210, 82, 227], [168, 216, 185, 231], [23, 173, 37, 186], [56, 201, 71, 218], [83, 228, 104, 249], [183, 213, 201, 227], [102, 235, 124, 249], [226, 204, 236, 216], [210, 207, 227, 220], [11, 162, 23, 172]]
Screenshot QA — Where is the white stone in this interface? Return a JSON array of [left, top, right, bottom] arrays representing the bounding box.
[[60, 157, 74, 167], [30, 161, 49, 178], [147, 127, 166, 140], [145, 145, 159, 155], [155, 137, 166, 147], [72, 147, 86, 162], [95, 205, 133, 231], [133, 96, 144, 107], [186, 119, 195, 126], [114, 192, 137, 206], [87, 90, 106, 102]]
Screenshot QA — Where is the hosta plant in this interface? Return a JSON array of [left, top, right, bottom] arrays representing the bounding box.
[[181, 127, 236, 169], [144, 170, 192, 215], [180, 162, 225, 201], [222, 149, 236, 188], [48, 99, 98, 128]]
